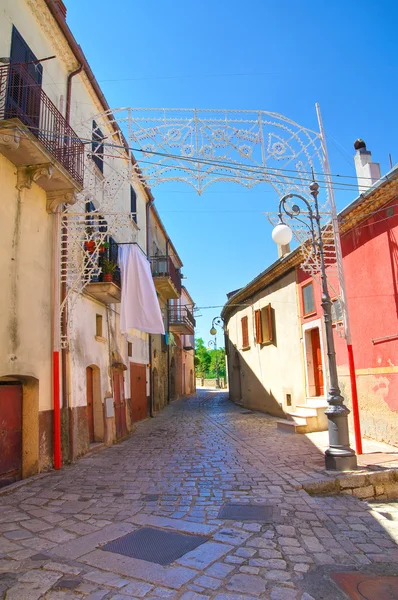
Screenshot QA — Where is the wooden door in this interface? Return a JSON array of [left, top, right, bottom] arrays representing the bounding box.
[[86, 367, 94, 443], [130, 363, 148, 422], [113, 370, 127, 438], [0, 383, 22, 488], [311, 328, 324, 396]]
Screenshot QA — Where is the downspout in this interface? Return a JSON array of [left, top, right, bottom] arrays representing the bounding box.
[[66, 64, 82, 124], [166, 239, 171, 404], [146, 198, 154, 416], [64, 64, 82, 462], [52, 206, 62, 469]]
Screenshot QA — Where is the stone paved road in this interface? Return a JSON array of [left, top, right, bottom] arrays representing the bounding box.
[[1, 391, 398, 600]]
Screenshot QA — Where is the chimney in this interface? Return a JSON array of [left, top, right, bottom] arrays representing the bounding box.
[[278, 242, 290, 258], [53, 0, 67, 18], [354, 139, 381, 194]]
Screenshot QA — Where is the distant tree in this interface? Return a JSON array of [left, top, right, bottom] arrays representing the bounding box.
[[195, 337, 211, 378], [208, 348, 226, 379]]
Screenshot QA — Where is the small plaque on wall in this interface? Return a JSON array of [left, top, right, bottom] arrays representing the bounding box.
[[105, 397, 115, 418]]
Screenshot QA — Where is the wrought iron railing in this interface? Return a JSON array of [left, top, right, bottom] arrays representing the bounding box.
[[0, 64, 84, 186], [169, 306, 196, 329], [151, 255, 182, 294]]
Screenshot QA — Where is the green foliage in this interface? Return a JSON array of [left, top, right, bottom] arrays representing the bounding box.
[[195, 337, 226, 379]]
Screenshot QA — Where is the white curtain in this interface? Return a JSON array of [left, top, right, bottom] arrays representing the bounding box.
[[118, 245, 165, 335]]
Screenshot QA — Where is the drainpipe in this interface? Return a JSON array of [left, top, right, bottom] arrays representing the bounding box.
[[66, 64, 82, 124], [146, 197, 154, 416], [53, 206, 62, 469], [166, 239, 171, 404]]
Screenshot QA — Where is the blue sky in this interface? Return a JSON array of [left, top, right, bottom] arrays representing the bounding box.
[[67, 0, 397, 347]]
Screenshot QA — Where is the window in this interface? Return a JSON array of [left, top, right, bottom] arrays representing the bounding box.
[[130, 185, 137, 224], [331, 298, 343, 324], [261, 304, 274, 343], [302, 283, 315, 316], [128, 342, 132, 357], [241, 316, 249, 349], [92, 120, 104, 173], [96, 314, 103, 337]]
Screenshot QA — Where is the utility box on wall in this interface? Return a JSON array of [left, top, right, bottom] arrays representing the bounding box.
[[105, 397, 115, 418]]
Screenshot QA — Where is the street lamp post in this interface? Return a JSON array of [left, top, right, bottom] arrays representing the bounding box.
[[208, 339, 219, 388], [272, 181, 357, 471], [209, 317, 224, 389]]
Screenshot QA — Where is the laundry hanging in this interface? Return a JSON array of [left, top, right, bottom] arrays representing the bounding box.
[[118, 245, 165, 335]]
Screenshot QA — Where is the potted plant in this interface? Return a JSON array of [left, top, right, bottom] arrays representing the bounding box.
[[101, 257, 117, 282], [99, 241, 110, 254], [84, 227, 96, 253]]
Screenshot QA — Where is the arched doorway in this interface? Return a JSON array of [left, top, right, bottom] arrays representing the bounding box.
[[0, 375, 39, 487], [230, 352, 242, 405], [86, 366, 103, 444], [152, 368, 159, 412], [170, 357, 176, 401]]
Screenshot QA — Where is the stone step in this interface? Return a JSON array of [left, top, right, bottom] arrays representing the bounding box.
[[276, 418, 308, 434]]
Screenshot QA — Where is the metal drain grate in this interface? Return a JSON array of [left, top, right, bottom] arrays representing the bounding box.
[[332, 572, 398, 599], [101, 527, 210, 565], [218, 503, 278, 522], [141, 494, 160, 502]]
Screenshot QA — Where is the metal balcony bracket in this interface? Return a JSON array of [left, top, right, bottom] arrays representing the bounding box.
[[0, 129, 20, 151], [17, 163, 53, 191], [46, 189, 77, 213]]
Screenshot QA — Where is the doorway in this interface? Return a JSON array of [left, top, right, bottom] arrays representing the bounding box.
[[86, 367, 95, 443], [304, 325, 325, 397], [113, 369, 127, 438], [130, 362, 147, 422], [0, 383, 22, 487]]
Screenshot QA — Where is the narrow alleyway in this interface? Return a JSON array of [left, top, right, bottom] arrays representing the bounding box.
[[1, 391, 398, 600]]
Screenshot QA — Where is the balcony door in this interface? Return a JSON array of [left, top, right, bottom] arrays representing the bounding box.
[[7, 26, 43, 129]]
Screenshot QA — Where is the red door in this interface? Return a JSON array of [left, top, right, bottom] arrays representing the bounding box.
[[113, 370, 127, 438], [0, 383, 22, 488], [86, 367, 94, 443], [311, 328, 324, 396], [130, 363, 148, 422]]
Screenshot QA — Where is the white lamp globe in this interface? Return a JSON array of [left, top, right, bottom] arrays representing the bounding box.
[[272, 223, 293, 246]]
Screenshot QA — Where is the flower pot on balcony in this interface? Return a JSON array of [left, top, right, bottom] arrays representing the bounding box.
[[103, 273, 113, 282], [84, 240, 96, 253]]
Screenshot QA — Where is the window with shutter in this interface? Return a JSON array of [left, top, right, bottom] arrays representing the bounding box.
[[261, 304, 274, 343], [130, 185, 137, 223], [255, 309, 263, 344], [92, 120, 104, 173], [302, 283, 315, 316], [241, 316, 249, 349]]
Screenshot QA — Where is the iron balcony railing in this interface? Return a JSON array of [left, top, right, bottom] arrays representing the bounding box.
[[0, 64, 84, 186], [151, 255, 182, 294], [169, 306, 196, 329]]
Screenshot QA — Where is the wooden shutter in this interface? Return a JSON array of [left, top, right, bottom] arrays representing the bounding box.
[[255, 309, 263, 344], [261, 304, 273, 343], [241, 316, 249, 349]]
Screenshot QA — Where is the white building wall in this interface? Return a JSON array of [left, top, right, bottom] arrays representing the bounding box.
[[226, 270, 305, 415]]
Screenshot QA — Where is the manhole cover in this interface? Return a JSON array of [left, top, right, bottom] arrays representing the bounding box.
[[332, 572, 398, 599], [101, 527, 210, 565], [218, 503, 277, 522]]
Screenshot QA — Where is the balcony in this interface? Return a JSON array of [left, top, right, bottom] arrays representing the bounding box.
[[169, 306, 196, 335], [85, 240, 122, 305], [0, 64, 84, 198], [151, 255, 181, 299]]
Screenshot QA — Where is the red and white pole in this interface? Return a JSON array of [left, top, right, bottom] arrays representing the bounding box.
[[53, 207, 62, 469]]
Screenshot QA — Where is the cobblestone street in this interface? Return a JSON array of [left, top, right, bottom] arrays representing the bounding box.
[[1, 391, 398, 600]]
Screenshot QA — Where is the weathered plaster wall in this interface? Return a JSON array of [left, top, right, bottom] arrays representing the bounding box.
[[225, 270, 304, 415]]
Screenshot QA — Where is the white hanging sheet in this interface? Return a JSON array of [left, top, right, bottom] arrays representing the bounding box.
[[118, 245, 165, 335]]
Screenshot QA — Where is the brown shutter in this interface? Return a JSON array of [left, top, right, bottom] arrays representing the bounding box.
[[241, 316, 249, 348], [255, 309, 263, 344], [261, 304, 273, 343]]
